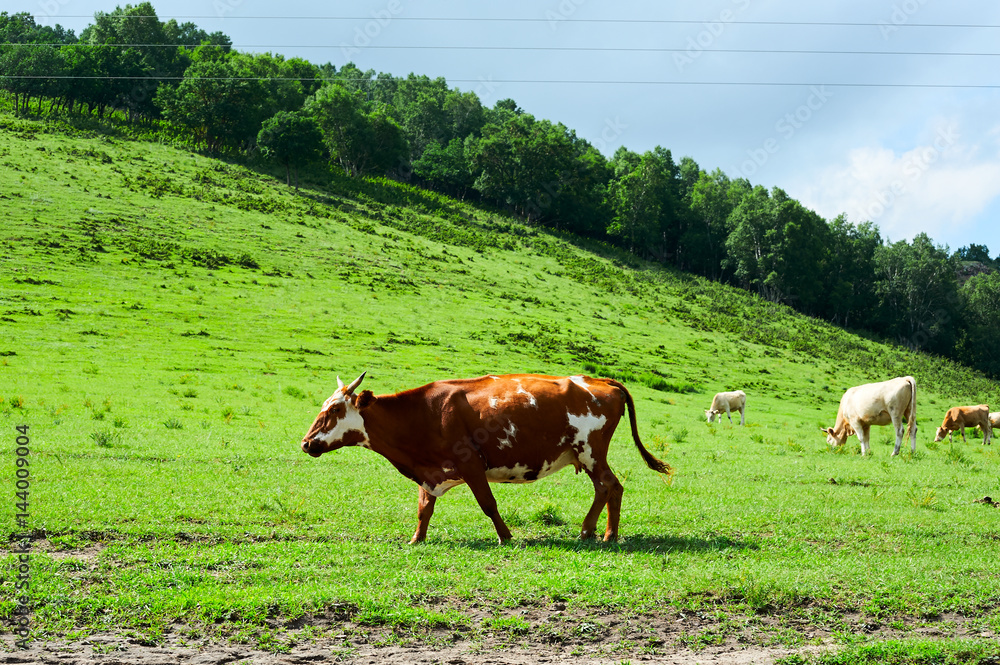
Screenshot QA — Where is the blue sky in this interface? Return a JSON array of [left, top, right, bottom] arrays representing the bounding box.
[[15, 0, 1000, 255]]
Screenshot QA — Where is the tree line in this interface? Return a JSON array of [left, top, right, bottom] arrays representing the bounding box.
[[3, 5, 999, 378]]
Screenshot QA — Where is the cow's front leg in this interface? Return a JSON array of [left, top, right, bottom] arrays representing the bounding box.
[[858, 425, 871, 456], [410, 486, 437, 544], [739, 407, 746, 426], [961, 426, 967, 443], [464, 471, 512, 544]]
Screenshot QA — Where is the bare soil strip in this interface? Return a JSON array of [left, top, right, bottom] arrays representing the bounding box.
[[3, 609, 994, 665]]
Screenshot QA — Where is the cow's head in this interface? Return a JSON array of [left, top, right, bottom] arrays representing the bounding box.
[[933, 427, 949, 443], [301, 372, 376, 457], [821, 426, 846, 447], [705, 409, 718, 423]]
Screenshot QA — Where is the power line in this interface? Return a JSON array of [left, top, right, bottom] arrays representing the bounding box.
[[7, 43, 1000, 58], [6, 75, 1000, 89], [32, 16, 1000, 28]]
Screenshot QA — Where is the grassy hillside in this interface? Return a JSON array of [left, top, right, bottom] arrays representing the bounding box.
[[2, 111, 999, 657]]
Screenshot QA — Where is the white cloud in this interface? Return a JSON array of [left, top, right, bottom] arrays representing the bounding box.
[[798, 125, 1000, 246]]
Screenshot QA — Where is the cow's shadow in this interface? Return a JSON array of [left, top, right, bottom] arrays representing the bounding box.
[[436, 533, 757, 553]]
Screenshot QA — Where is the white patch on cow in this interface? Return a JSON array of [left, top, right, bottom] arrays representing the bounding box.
[[489, 396, 500, 409], [570, 375, 600, 403], [567, 409, 606, 471], [485, 463, 533, 483], [423, 479, 465, 497], [321, 391, 342, 410], [497, 422, 518, 449], [315, 398, 369, 447], [538, 450, 576, 478], [512, 379, 537, 407]]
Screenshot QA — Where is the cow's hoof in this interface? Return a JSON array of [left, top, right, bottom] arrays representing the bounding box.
[[580, 530, 595, 540]]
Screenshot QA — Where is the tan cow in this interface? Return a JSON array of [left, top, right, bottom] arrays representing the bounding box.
[[933, 404, 992, 445], [821, 376, 917, 456], [706, 390, 746, 425]]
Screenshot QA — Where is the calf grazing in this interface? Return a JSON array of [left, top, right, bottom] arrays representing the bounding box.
[[934, 405, 992, 445], [301, 372, 672, 544], [821, 376, 916, 456], [706, 390, 746, 425]]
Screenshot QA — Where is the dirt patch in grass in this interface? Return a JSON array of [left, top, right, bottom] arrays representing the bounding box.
[[4, 606, 996, 665]]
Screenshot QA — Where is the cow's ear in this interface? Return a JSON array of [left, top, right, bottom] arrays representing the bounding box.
[[819, 427, 831, 435], [355, 389, 376, 410]]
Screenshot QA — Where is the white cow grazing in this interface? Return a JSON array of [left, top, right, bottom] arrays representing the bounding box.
[[990, 412, 1000, 430], [706, 390, 746, 425], [821, 376, 916, 456]]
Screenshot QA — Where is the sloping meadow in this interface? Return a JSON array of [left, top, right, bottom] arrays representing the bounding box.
[[2, 113, 999, 652]]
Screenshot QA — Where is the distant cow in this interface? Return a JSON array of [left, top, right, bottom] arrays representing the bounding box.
[[301, 372, 672, 544], [821, 376, 917, 456], [706, 390, 746, 425], [934, 404, 992, 445], [990, 412, 1000, 430]]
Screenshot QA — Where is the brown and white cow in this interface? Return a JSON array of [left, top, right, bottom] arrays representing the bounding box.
[[933, 404, 992, 445], [301, 372, 672, 544], [706, 390, 746, 425], [821, 376, 917, 456]]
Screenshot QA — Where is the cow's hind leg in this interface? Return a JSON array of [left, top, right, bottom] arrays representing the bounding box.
[[410, 486, 437, 544], [580, 463, 623, 542], [891, 415, 904, 456], [463, 471, 513, 544]]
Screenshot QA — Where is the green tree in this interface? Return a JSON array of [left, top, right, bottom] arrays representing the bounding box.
[[955, 243, 991, 263], [606, 149, 670, 257], [723, 187, 827, 310], [81, 2, 185, 121], [305, 83, 408, 176], [257, 111, 324, 188], [873, 233, 960, 353], [466, 111, 580, 222], [823, 216, 882, 329], [956, 271, 1000, 377], [412, 138, 473, 197], [686, 169, 742, 280], [155, 58, 268, 151]]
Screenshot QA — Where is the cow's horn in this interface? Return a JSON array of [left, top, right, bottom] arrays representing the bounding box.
[[337, 376, 345, 391], [345, 371, 367, 395]]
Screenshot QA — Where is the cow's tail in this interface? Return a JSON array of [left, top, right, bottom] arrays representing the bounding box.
[[607, 379, 673, 478], [905, 376, 917, 443]]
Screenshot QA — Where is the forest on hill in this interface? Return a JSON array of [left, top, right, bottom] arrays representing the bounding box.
[[2, 4, 999, 378]]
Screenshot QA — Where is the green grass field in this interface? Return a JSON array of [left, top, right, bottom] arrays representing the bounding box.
[[2, 110, 1000, 662]]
